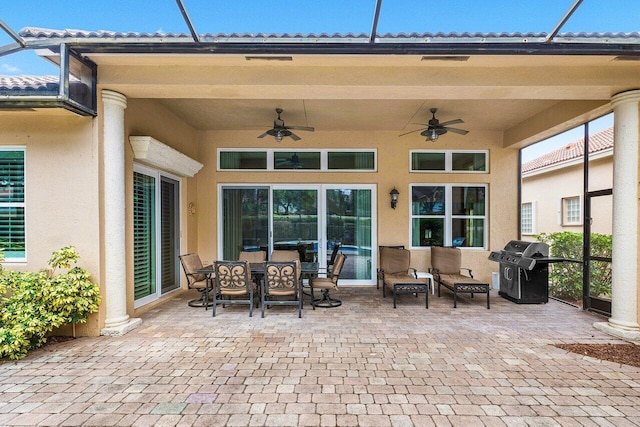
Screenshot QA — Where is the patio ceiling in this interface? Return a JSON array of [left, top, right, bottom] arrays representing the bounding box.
[[89, 53, 623, 145]]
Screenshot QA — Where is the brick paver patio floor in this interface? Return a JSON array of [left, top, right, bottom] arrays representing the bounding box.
[[1, 286, 639, 426]]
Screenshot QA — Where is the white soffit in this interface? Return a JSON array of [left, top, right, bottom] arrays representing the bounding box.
[[129, 136, 203, 177]]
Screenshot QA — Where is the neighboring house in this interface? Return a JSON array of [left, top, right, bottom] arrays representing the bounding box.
[[0, 20, 639, 340], [521, 127, 614, 237]]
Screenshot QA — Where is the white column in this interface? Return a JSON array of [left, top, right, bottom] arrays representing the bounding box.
[[595, 89, 640, 341], [100, 90, 141, 336]]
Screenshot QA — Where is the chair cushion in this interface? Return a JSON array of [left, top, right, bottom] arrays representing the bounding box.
[[311, 277, 337, 290], [379, 247, 411, 274], [384, 273, 425, 291], [438, 273, 483, 287], [430, 246, 461, 275]]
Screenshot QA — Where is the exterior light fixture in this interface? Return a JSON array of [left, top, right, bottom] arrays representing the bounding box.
[[275, 131, 284, 142], [429, 129, 439, 142], [390, 187, 399, 209]]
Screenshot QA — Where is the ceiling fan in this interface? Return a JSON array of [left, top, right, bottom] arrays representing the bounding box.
[[258, 108, 315, 142], [400, 108, 469, 142]]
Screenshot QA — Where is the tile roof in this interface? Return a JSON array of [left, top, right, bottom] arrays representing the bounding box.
[[18, 27, 640, 43], [0, 75, 59, 93], [522, 127, 613, 173]]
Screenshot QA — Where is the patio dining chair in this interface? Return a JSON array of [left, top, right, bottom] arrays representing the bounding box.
[[270, 249, 300, 262], [239, 250, 267, 263], [262, 261, 302, 318], [212, 260, 256, 317], [179, 253, 212, 309], [309, 252, 346, 308]]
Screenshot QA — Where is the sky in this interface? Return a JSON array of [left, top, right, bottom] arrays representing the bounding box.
[[0, 0, 635, 159]]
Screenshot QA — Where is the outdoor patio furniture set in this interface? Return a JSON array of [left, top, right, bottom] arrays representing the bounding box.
[[378, 245, 490, 309], [179, 248, 346, 318]]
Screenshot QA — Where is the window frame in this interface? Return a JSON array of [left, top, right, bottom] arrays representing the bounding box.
[[521, 201, 536, 235], [410, 149, 489, 173], [217, 148, 377, 172], [562, 195, 582, 226], [0, 146, 26, 263], [410, 183, 488, 250]]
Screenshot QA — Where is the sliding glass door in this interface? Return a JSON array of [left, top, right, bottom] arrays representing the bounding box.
[[220, 184, 376, 284], [272, 187, 319, 262], [134, 165, 181, 307]]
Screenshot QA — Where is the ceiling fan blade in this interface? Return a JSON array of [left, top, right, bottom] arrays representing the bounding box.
[[286, 125, 315, 132], [399, 128, 427, 137], [289, 132, 301, 141], [444, 127, 469, 135], [257, 132, 269, 138], [439, 118, 464, 127]]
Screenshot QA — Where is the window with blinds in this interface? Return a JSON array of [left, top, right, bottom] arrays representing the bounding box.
[[133, 171, 157, 300], [0, 149, 26, 260]]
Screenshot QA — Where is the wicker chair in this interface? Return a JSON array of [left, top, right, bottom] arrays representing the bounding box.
[[179, 253, 212, 308], [309, 252, 346, 308], [379, 246, 428, 309], [212, 260, 256, 317], [430, 246, 490, 309], [262, 261, 302, 318]]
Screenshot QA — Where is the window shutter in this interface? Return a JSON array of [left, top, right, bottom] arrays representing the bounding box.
[[133, 172, 156, 300], [0, 150, 25, 259]]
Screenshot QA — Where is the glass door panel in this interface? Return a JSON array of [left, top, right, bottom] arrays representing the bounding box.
[[272, 188, 318, 262], [326, 188, 372, 280], [160, 177, 180, 294], [222, 187, 269, 260]]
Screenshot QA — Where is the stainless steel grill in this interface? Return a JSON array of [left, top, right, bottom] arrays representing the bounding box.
[[488, 240, 568, 304]]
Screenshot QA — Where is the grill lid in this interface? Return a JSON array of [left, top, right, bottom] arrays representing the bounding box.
[[488, 240, 550, 270]]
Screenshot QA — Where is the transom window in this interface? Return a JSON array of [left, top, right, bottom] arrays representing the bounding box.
[[0, 148, 26, 261], [410, 150, 488, 173], [411, 184, 487, 249], [218, 149, 376, 171]]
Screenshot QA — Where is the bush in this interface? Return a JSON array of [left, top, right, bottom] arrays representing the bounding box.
[[535, 232, 612, 302], [0, 246, 101, 360]]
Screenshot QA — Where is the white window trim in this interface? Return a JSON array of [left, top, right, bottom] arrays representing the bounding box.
[[0, 146, 26, 263], [409, 149, 489, 173], [521, 201, 536, 235], [561, 195, 582, 226], [217, 148, 377, 172], [409, 183, 488, 250]]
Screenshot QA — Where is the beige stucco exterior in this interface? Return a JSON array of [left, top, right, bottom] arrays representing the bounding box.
[[1, 51, 639, 337], [522, 151, 613, 237]]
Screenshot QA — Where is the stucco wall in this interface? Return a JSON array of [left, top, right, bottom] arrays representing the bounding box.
[[522, 154, 613, 236], [195, 128, 518, 283], [0, 111, 102, 335], [123, 98, 200, 316]]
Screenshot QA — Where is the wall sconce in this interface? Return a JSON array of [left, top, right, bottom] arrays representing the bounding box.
[[188, 202, 196, 215], [390, 187, 399, 209]]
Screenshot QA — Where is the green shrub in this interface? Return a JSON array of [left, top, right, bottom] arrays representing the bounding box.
[[0, 246, 101, 360], [535, 232, 612, 302]]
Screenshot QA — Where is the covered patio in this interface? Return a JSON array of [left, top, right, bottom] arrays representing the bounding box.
[[1, 288, 638, 426]]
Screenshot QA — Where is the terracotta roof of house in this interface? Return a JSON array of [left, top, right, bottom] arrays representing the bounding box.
[[0, 75, 60, 93], [522, 127, 613, 173]]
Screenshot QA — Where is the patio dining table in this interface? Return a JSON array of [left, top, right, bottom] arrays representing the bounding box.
[[196, 262, 319, 298]]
